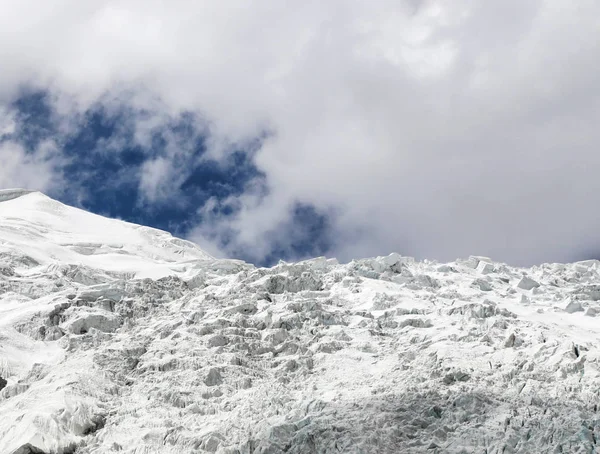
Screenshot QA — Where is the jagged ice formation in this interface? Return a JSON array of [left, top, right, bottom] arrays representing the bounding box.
[[0, 189, 599, 453]]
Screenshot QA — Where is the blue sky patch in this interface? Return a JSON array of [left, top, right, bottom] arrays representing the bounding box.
[[6, 90, 334, 266]]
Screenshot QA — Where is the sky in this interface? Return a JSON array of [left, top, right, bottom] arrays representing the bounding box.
[[1, 0, 600, 266]]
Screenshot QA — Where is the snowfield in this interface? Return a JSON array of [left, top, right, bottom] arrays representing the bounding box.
[[0, 189, 599, 453]]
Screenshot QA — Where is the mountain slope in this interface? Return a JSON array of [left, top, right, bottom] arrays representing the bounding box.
[[0, 190, 599, 453], [0, 189, 212, 279]]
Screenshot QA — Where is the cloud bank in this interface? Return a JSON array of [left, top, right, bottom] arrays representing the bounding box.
[[1, 0, 599, 265]]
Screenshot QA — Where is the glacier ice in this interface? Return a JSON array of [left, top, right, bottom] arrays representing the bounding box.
[[0, 190, 600, 453]]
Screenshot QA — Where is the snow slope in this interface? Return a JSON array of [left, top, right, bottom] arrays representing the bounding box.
[[0, 190, 212, 280], [1, 190, 599, 453]]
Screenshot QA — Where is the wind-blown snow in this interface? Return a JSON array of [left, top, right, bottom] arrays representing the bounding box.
[[0, 190, 599, 453]]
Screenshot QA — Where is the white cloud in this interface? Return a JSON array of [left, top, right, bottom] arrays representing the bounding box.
[[138, 157, 172, 204], [1, 0, 600, 264], [0, 107, 16, 137], [0, 140, 61, 191]]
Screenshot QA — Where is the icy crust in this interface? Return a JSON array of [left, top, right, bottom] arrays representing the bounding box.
[[1, 246, 600, 453]]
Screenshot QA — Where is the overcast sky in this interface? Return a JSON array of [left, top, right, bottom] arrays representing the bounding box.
[[1, 0, 599, 266]]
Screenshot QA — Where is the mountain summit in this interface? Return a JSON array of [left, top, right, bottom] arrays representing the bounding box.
[[0, 190, 599, 453]]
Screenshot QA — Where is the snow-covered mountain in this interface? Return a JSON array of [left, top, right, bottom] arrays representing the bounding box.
[[0, 189, 599, 454]]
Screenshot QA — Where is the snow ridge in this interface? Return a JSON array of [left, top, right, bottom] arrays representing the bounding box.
[[0, 188, 35, 203], [1, 194, 600, 453]]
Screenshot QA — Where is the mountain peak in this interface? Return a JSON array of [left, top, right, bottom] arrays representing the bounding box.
[[0, 189, 213, 280], [0, 188, 37, 203]]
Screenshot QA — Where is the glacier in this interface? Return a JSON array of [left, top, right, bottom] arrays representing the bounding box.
[[0, 189, 599, 453]]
